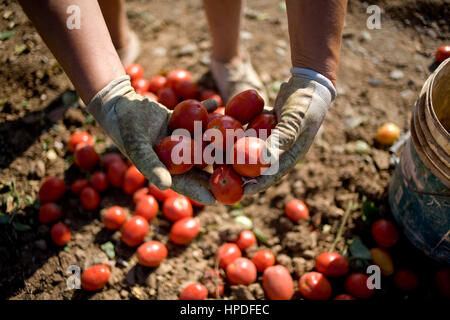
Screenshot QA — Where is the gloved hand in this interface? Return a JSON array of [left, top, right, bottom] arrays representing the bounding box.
[[87, 75, 216, 204], [244, 68, 336, 194]]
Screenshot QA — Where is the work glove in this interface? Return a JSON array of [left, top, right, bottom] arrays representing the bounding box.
[[244, 68, 336, 195], [86, 75, 216, 204]]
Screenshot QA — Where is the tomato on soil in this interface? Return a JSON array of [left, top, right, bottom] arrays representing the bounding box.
[[166, 69, 192, 89], [169, 99, 208, 136], [375, 123, 400, 145], [81, 264, 111, 291], [236, 230, 257, 251], [263, 265, 294, 300], [122, 165, 146, 194], [125, 63, 144, 81], [370, 247, 394, 276], [107, 159, 128, 188], [315, 252, 349, 277], [101, 153, 123, 169], [137, 241, 168, 267], [252, 250, 275, 272], [179, 283, 208, 300], [285, 199, 309, 222], [170, 217, 200, 245], [371, 219, 399, 248], [189, 198, 205, 208], [435, 269, 450, 298], [205, 115, 243, 151], [51, 222, 71, 246], [333, 294, 356, 300], [299, 272, 332, 300], [393, 269, 419, 292], [90, 171, 109, 192], [232, 136, 270, 177], [143, 91, 159, 102], [39, 176, 66, 203], [435, 45, 450, 63], [38, 202, 62, 224], [70, 179, 88, 195], [163, 195, 193, 222], [225, 89, 264, 124], [149, 75, 167, 93], [132, 78, 150, 94], [174, 80, 199, 100], [121, 216, 149, 247], [156, 135, 195, 174], [201, 269, 225, 297], [216, 243, 242, 269], [74, 144, 99, 171], [247, 114, 277, 139], [148, 184, 179, 202], [200, 90, 223, 106], [103, 206, 127, 230], [226, 257, 257, 285], [158, 87, 178, 110], [209, 165, 243, 205], [68, 131, 93, 153], [344, 273, 374, 299], [135, 195, 159, 221], [80, 186, 100, 210]]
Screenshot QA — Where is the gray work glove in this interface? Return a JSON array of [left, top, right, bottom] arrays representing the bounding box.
[[244, 68, 336, 194], [87, 75, 216, 204]]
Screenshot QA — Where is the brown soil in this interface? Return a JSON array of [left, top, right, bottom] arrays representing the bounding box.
[[0, 0, 448, 300]]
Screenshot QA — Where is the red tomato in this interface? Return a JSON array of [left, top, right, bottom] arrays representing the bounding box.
[[135, 195, 159, 221], [285, 199, 309, 222], [148, 184, 179, 202], [101, 153, 123, 169], [122, 165, 146, 194], [201, 269, 224, 297], [38, 202, 62, 224], [107, 159, 128, 188], [51, 222, 71, 246], [126, 63, 144, 81], [205, 115, 244, 151], [163, 196, 193, 222], [155, 135, 194, 175], [393, 269, 419, 292], [137, 241, 168, 267], [179, 283, 208, 300], [121, 216, 149, 247], [68, 131, 93, 153], [166, 69, 192, 89], [435, 269, 450, 298], [252, 250, 275, 272], [344, 273, 374, 299], [169, 99, 208, 136], [232, 136, 270, 178], [189, 198, 205, 208], [174, 81, 199, 100], [80, 186, 100, 210], [214, 107, 225, 115], [170, 217, 200, 245], [144, 92, 159, 102], [133, 187, 149, 204], [236, 230, 257, 251], [206, 112, 223, 126], [299, 272, 332, 300], [74, 144, 99, 171], [216, 243, 242, 269], [158, 87, 178, 110], [247, 114, 277, 139], [201, 90, 223, 106], [149, 75, 167, 93], [103, 206, 127, 230], [263, 265, 294, 300], [225, 89, 264, 124], [90, 171, 109, 192], [81, 264, 111, 291], [39, 177, 66, 203], [315, 252, 349, 277], [210, 165, 243, 205], [435, 45, 450, 63], [371, 219, 399, 248], [226, 257, 257, 285], [132, 78, 150, 94], [70, 179, 89, 195], [193, 140, 209, 169], [333, 294, 356, 300], [370, 247, 394, 276]]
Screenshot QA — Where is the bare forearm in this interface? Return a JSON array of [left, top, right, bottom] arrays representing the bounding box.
[[18, 0, 125, 103], [285, 0, 347, 86]]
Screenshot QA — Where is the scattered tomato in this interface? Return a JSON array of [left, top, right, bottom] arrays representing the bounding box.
[[156, 135, 195, 174], [236, 230, 257, 251], [121, 216, 149, 247], [206, 112, 223, 126], [216, 243, 242, 269], [51, 222, 71, 246], [68, 131, 93, 153], [133, 187, 149, 203], [38, 202, 62, 224], [135, 195, 159, 221], [435, 45, 450, 63], [81, 264, 111, 291], [137, 241, 168, 267], [252, 250, 275, 272], [149, 75, 167, 93], [247, 114, 277, 139], [158, 87, 178, 109], [101, 153, 123, 169], [393, 269, 419, 292], [226, 257, 257, 285], [375, 122, 400, 145], [285, 199, 309, 222], [148, 184, 179, 202], [169, 99, 208, 136], [263, 265, 294, 300], [125, 63, 144, 81], [90, 171, 109, 192], [170, 217, 200, 245], [201, 269, 224, 297], [333, 294, 356, 300], [371, 219, 399, 248], [143, 91, 159, 102], [122, 165, 146, 194], [107, 159, 128, 188], [209, 165, 243, 205], [174, 81, 199, 100], [132, 78, 150, 94], [370, 247, 394, 276], [70, 178, 89, 195], [435, 269, 450, 298], [206, 115, 244, 151], [189, 198, 205, 208], [80, 186, 100, 210], [344, 273, 374, 299], [74, 144, 99, 171], [315, 252, 349, 277], [200, 90, 223, 106], [299, 272, 332, 300], [166, 69, 192, 89], [39, 176, 66, 203], [179, 282, 208, 300], [232, 136, 270, 177], [163, 195, 193, 222], [103, 206, 127, 230], [225, 89, 264, 124]]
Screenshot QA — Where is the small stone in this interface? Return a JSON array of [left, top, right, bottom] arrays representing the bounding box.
[[390, 70, 404, 80], [400, 89, 414, 100], [152, 47, 167, 57], [177, 43, 197, 57], [359, 31, 372, 42], [368, 77, 382, 87], [240, 31, 253, 40], [120, 290, 129, 299], [275, 47, 286, 57]]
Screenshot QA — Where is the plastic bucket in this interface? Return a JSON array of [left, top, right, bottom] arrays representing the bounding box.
[[389, 58, 450, 264]]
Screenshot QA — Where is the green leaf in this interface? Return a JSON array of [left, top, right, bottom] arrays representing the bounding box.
[[253, 227, 268, 245], [0, 30, 15, 41], [101, 241, 116, 259], [13, 222, 31, 232], [349, 236, 371, 260], [234, 215, 253, 229]]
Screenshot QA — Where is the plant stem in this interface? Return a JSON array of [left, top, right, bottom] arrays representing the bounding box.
[[330, 200, 356, 252]]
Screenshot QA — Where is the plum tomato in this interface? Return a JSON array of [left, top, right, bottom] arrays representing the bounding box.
[[155, 135, 195, 174], [375, 122, 400, 145], [70, 178, 89, 195], [370, 247, 394, 276], [174, 81, 199, 100], [101, 152, 123, 169], [90, 171, 109, 192], [435, 45, 450, 63], [38, 202, 62, 224], [39, 176, 66, 203], [206, 112, 223, 126], [132, 78, 150, 94], [81, 264, 111, 291], [333, 294, 356, 300], [371, 219, 399, 248], [80, 186, 100, 210], [393, 269, 419, 292], [170, 217, 200, 245], [209, 165, 243, 205], [51, 222, 71, 246], [252, 250, 275, 272], [179, 283, 208, 300], [232, 136, 270, 178], [149, 75, 167, 93], [263, 265, 294, 300], [247, 114, 277, 139], [344, 273, 374, 299], [216, 243, 242, 269], [68, 131, 93, 153], [103, 206, 127, 230], [133, 187, 149, 203], [205, 115, 244, 151], [143, 91, 159, 102], [122, 165, 146, 194], [158, 87, 178, 110], [225, 89, 264, 124], [166, 69, 192, 89], [169, 99, 208, 136], [121, 216, 149, 247], [135, 194, 159, 221], [299, 272, 332, 300], [148, 183, 179, 202], [107, 159, 128, 188], [285, 199, 309, 222], [137, 241, 168, 267], [315, 252, 349, 277], [74, 144, 99, 171], [201, 269, 224, 297], [201, 90, 223, 106], [162, 195, 193, 222], [236, 230, 257, 251], [434, 269, 450, 298], [226, 257, 257, 285], [125, 63, 144, 81]]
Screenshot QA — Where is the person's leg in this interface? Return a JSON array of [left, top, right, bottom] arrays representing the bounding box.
[[98, 0, 130, 50]]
